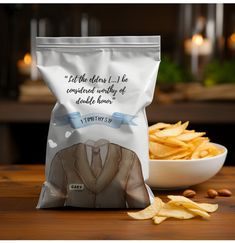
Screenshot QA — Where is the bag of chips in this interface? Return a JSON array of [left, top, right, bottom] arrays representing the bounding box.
[[36, 36, 161, 208]]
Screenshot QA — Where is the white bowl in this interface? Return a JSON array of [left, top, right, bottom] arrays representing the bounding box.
[[146, 143, 227, 190]]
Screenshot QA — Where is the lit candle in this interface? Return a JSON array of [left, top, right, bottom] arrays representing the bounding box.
[[184, 34, 212, 56], [17, 53, 32, 75], [184, 34, 212, 78], [228, 33, 235, 51]]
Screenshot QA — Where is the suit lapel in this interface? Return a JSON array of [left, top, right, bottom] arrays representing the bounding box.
[[74, 143, 121, 194], [74, 144, 97, 193]]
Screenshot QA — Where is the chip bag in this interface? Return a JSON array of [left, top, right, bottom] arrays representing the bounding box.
[[36, 36, 161, 208]]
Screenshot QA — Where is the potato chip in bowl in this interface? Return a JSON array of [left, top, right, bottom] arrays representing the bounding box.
[[147, 121, 227, 189]]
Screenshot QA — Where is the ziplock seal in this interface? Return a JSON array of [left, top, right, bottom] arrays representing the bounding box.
[[37, 44, 160, 48], [36, 36, 160, 49]]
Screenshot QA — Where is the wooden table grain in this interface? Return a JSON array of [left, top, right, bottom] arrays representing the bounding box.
[[0, 165, 234, 240]]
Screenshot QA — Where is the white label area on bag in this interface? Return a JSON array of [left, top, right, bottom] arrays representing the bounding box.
[[69, 184, 85, 191]]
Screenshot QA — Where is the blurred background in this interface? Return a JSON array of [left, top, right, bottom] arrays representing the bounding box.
[[0, 3, 235, 165]]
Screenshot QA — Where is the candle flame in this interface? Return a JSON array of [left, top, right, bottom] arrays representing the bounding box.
[[192, 34, 204, 46], [23, 53, 32, 65]]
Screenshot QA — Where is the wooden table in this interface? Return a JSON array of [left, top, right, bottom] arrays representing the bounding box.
[[0, 165, 234, 240]]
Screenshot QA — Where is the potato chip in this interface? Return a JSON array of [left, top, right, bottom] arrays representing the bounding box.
[[199, 150, 209, 157], [154, 121, 189, 138], [127, 197, 163, 220], [149, 134, 160, 143], [152, 216, 168, 224], [187, 208, 210, 218], [149, 123, 171, 134], [191, 142, 222, 159], [149, 141, 188, 158], [197, 203, 218, 213], [187, 138, 209, 152], [128, 195, 219, 225], [165, 137, 189, 147], [182, 129, 195, 134], [176, 132, 206, 142], [150, 135, 188, 147], [149, 121, 223, 160], [162, 150, 192, 160], [158, 203, 195, 219], [167, 195, 218, 213]]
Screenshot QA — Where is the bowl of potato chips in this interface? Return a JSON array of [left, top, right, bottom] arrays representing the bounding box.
[[147, 121, 227, 189]]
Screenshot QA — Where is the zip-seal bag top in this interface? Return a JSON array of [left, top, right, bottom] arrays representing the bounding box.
[[36, 36, 161, 209]]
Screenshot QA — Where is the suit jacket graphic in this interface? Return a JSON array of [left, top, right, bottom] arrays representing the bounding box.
[[38, 142, 150, 208]]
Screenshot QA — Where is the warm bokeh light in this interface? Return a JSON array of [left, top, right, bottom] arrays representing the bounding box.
[[228, 33, 235, 50], [192, 34, 204, 46], [229, 33, 235, 43], [23, 53, 32, 65], [17, 52, 32, 75]]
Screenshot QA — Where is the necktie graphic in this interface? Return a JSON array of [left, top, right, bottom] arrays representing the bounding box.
[[91, 147, 102, 178]]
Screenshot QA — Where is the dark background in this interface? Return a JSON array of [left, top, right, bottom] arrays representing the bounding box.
[[0, 4, 234, 165]]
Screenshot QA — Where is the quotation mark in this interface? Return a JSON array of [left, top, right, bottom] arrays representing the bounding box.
[[64, 75, 68, 78]]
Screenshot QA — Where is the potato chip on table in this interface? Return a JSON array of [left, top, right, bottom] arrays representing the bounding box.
[[127, 195, 219, 225], [167, 195, 218, 213], [127, 197, 163, 220]]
